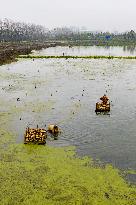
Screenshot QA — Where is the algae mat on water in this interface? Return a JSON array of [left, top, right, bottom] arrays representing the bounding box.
[[19, 55, 136, 60], [0, 130, 136, 205]]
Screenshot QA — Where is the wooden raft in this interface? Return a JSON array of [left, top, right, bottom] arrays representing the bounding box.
[[24, 127, 47, 144], [95, 102, 110, 112]]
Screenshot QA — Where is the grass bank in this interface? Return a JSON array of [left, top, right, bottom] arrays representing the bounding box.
[[19, 55, 136, 60], [0, 129, 136, 205]]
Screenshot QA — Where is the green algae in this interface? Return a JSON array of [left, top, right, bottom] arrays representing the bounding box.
[[0, 129, 136, 205], [19, 55, 136, 60], [126, 170, 136, 175]]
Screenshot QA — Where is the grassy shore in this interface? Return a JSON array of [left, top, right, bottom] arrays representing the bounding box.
[[19, 55, 136, 60]]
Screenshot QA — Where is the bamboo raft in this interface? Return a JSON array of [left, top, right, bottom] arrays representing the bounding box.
[[95, 102, 110, 112], [24, 127, 47, 144]]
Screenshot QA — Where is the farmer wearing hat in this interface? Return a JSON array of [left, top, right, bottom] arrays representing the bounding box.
[[100, 94, 109, 106]]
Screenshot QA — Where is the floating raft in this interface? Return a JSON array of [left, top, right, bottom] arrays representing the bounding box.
[[24, 127, 47, 144], [95, 102, 110, 112]]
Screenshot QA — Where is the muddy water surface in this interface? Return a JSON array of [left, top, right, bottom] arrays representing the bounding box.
[[0, 47, 136, 179]]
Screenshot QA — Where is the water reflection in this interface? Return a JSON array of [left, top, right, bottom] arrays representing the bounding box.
[[32, 46, 136, 56], [123, 46, 136, 54], [95, 112, 110, 116]]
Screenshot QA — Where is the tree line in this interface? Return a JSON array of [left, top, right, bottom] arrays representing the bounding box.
[[0, 19, 48, 42], [0, 19, 136, 46]]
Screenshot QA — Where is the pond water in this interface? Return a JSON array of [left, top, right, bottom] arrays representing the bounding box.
[[32, 45, 136, 56], [0, 46, 136, 179]]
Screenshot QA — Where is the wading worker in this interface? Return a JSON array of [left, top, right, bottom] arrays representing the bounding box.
[[100, 94, 109, 105]]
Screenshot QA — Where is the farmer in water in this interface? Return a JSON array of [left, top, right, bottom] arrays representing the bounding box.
[[100, 94, 109, 106]]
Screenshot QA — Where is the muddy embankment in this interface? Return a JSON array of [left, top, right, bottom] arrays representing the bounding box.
[[0, 41, 61, 65]]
